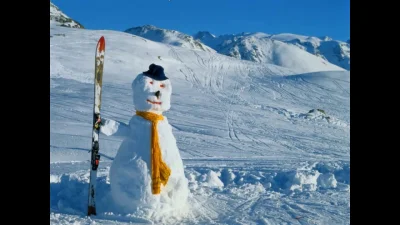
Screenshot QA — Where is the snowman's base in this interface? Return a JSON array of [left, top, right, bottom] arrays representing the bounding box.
[[110, 195, 191, 222]]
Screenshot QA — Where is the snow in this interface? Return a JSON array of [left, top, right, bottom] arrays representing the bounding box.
[[50, 16, 350, 225], [202, 170, 224, 188], [126, 25, 350, 71], [270, 33, 322, 46], [126, 26, 345, 74], [269, 33, 350, 70], [195, 32, 345, 73], [194, 31, 350, 71], [50, 2, 68, 19], [50, 2, 83, 29], [125, 25, 216, 53]]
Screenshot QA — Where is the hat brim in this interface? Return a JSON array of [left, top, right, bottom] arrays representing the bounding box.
[[143, 72, 169, 81]]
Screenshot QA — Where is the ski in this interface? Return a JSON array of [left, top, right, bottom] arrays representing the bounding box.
[[87, 36, 105, 216]]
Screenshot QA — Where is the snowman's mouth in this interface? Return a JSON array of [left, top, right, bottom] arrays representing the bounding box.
[[147, 99, 161, 105]]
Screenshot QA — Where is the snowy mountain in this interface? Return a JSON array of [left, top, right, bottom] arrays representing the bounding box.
[[124, 25, 347, 72], [269, 33, 350, 70], [50, 2, 84, 29], [125, 25, 215, 53], [194, 31, 345, 73], [195, 31, 350, 71], [51, 22, 349, 224]]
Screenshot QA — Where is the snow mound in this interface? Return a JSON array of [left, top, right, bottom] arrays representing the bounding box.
[[184, 162, 349, 196], [271, 162, 349, 194], [220, 168, 236, 186], [313, 162, 350, 185], [185, 168, 224, 193], [202, 170, 225, 188], [298, 109, 349, 127], [318, 173, 338, 189], [260, 105, 349, 128], [273, 170, 320, 193], [227, 182, 267, 198], [50, 169, 109, 216], [50, 167, 193, 224], [50, 161, 350, 224]]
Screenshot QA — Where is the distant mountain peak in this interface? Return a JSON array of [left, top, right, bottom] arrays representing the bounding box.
[[125, 25, 215, 53], [127, 24, 350, 71], [193, 31, 216, 39], [320, 36, 333, 41], [50, 2, 84, 29], [194, 31, 349, 70]]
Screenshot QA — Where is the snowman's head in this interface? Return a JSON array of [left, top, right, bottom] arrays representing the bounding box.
[[132, 64, 172, 114]]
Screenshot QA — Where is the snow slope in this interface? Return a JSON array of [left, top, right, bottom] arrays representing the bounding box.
[[50, 21, 350, 225], [125, 25, 216, 53], [50, 2, 84, 29], [194, 31, 350, 71], [207, 32, 345, 73], [125, 25, 346, 73], [270, 34, 350, 70]]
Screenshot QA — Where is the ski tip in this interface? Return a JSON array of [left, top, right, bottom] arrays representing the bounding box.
[[97, 36, 105, 52]]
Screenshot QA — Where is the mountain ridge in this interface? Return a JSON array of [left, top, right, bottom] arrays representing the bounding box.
[[50, 2, 84, 29]]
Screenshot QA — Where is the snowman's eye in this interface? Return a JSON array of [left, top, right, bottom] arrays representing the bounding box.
[[160, 84, 165, 88], [149, 81, 153, 84]]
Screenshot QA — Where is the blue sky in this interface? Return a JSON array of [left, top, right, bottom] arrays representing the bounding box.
[[52, 0, 350, 41]]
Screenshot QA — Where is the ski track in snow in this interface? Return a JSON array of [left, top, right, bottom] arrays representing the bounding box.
[[50, 24, 349, 225]]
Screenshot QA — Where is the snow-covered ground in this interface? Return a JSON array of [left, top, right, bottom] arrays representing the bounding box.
[[50, 22, 350, 224]]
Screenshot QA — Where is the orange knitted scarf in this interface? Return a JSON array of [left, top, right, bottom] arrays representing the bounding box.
[[136, 111, 171, 195]]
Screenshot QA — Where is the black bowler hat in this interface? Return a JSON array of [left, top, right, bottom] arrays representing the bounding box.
[[143, 64, 168, 81]]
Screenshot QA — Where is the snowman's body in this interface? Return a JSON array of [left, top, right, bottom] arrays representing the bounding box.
[[100, 64, 189, 216]]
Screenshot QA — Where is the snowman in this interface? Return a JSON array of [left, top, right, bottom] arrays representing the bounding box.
[[99, 64, 189, 217]]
